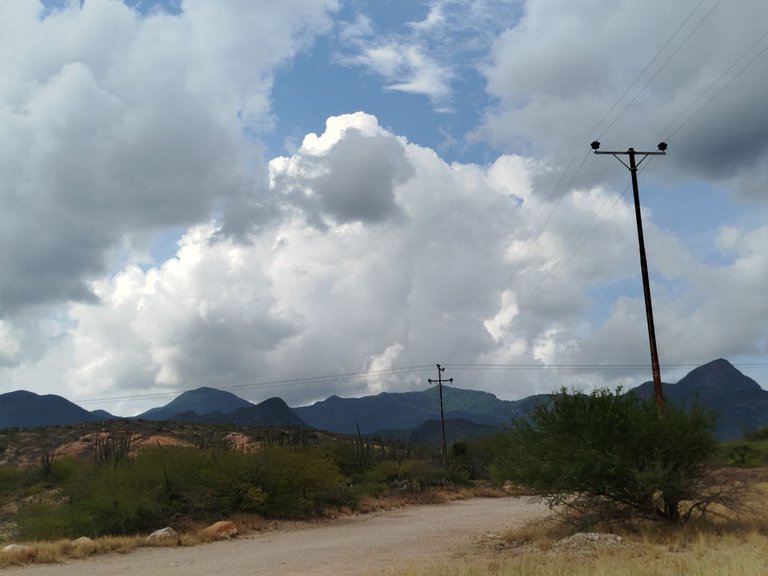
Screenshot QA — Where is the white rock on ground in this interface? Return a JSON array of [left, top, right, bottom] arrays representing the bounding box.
[[1, 544, 36, 556], [146, 527, 178, 542]]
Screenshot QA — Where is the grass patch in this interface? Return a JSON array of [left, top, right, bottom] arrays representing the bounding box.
[[379, 530, 768, 576], [381, 476, 768, 576], [383, 515, 768, 576]]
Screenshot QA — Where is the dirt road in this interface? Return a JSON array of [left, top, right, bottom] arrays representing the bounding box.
[[7, 498, 549, 576]]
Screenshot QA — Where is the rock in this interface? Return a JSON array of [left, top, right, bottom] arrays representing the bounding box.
[[71, 536, 94, 546], [203, 520, 238, 539], [146, 527, 178, 543], [1, 544, 36, 558], [553, 532, 624, 553]]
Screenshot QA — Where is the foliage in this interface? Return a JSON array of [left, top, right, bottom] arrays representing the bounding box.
[[250, 445, 352, 518], [14, 443, 356, 538], [490, 387, 724, 523], [5, 422, 488, 539]]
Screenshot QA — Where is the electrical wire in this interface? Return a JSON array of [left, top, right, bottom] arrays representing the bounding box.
[[596, 0, 724, 140], [72, 359, 768, 408], [445, 153, 586, 363], [75, 364, 435, 406], [662, 35, 768, 141], [443, 2, 721, 365], [588, 0, 707, 137]]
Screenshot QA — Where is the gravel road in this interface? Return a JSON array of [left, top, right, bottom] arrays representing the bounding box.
[[6, 498, 549, 576]]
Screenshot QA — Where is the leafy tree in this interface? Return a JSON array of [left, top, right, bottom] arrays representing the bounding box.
[[491, 388, 725, 523]]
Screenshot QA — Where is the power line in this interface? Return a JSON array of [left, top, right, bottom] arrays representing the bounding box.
[[444, 156, 578, 363], [71, 360, 768, 407], [75, 364, 435, 405], [589, 0, 707, 137], [596, 0, 724, 140], [662, 34, 768, 141], [444, 2, 723, 365], [445, 362, 768, 370], [515, 158, 655, 317], [445, 151, 592, 364]]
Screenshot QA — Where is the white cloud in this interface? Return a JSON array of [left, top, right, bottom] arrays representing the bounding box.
[[336, 0, 517, 106], [2, 1, 767, 416], [482, 0, 768, 197], [0, 0, 337, 315], [356, 43, 452, 100]]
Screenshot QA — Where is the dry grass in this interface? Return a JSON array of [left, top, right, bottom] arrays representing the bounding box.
[[0, 536, 145, 568], [378, 530, 768, 576], [0, 513, 281, 568], [381, 483, 768, 576], [354, 485, 505, 514], [0, 486, 503, 567]]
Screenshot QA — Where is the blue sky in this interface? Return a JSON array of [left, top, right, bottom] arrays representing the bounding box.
[[1, 0, 767, 414]]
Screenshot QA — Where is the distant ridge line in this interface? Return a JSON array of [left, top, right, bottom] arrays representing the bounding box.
[[71, 360, 768, 406]]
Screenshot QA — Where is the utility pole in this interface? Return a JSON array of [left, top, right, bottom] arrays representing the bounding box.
[[428, 364, 452, 468], [591, 141, 667, 415]]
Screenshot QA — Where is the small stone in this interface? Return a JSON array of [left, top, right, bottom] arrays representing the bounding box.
[[553, 532, 624, 553], [1, 544, 36, 557], [146, 527, 178, 542], [72, 536, 94, 546]]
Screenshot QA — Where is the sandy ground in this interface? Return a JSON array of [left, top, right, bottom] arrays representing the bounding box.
[[6, 498, 549, 576]]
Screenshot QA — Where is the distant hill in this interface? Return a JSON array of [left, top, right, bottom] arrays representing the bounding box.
[[293, 386, 547, 435], [170, 397, 309, 428], [137, 386, 254, 420], [0, 390, 112, 429], [630, 358, 768, 439], [3, 359, 764, 440], [372, 418, 500, 444]]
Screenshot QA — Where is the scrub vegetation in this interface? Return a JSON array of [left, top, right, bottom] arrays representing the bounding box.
[[2, 393, 767, 570], [489, 388, 751, 524], [0, 421, 489, 543]]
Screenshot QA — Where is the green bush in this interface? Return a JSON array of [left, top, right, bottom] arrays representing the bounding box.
[[16, 445, 345, 538], [251, 446, 353, 518], [363, 459, 448, 493], [491, 388, 722, 523]]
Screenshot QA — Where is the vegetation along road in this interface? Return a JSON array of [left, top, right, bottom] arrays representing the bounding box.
[[7, 497, 548, 576]]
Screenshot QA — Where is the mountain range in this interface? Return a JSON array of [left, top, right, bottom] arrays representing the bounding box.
[[1, 359, 766, 440]]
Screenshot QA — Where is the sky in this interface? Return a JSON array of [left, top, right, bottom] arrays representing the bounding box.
[[1, 0, 767, 416]]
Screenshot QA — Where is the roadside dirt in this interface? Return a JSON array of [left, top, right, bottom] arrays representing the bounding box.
[[5, 497, 550, 576]]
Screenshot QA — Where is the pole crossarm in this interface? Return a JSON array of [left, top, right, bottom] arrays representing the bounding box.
[[594, 149, 665, 170], [591, 141, 667, 415]]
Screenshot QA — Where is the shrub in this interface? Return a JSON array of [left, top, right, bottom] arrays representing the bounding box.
[[364, 459, 448, 493], [251, 446, 353, 518], [491, 387, 727, 523]]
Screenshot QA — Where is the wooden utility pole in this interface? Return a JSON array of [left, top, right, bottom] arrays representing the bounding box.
[[428, 364, 452, 467], [591, 141, 667, 415]]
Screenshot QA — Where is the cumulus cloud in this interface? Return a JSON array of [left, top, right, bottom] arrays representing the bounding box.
[[481, 0, 768, 197], [0, 0, 336, 317], [2, 1, 767, 415], [13, 113, 653, 410], [270, 113, 413, 226], [2, 107, 767, 412]]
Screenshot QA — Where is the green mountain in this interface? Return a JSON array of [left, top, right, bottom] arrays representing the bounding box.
[[631, 358, 768, 440], [0, 390, 112, 428], [171, 397, 308, 428], [293, 386, 545, 435], [137, 386, 254, 420], [3, 359, 764, 440], [372, 418, 500, 444]]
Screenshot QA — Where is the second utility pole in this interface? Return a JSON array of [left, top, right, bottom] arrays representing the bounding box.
[[428, 364, 452, 468], [591, 141, 667, 415]]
